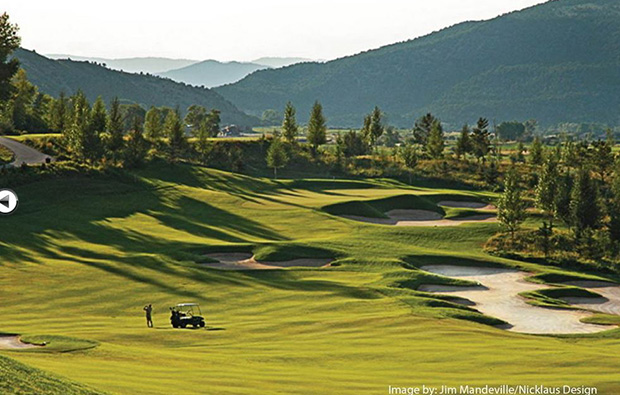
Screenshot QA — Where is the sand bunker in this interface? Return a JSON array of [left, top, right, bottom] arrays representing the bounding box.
[[418, 265, 611, 334], [561, 281, 620, 316], [343, 209, 497, 227], [0, 335, 42, 350], [202, 253, 332, 271], [438, 200, 496, 210]]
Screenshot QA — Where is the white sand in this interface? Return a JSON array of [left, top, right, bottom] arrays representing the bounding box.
[[0, 335, 42, 349], [343, 209, 497, 227], [202, 253, 332, 271], [438, 200, 496, 210], [562, 281, 620, 316], [419, 265, 611, 334]]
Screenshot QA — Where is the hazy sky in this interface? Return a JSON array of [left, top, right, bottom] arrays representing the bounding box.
[[4, 0, 547, 61]]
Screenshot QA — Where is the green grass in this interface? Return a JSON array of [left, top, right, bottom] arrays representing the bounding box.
[[2, 161, 620, 394], [0, 144, 14, 164]]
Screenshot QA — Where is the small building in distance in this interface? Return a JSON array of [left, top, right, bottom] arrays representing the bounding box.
[[219, 125, 244, 137]]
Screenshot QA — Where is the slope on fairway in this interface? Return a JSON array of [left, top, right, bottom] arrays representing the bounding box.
[[2, 163, 620, 394]]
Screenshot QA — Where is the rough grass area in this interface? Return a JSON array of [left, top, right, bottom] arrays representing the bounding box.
[[521, 287, 604, 308]]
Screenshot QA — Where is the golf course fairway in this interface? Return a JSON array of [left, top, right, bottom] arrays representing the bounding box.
[[2, 162, 620, 394]]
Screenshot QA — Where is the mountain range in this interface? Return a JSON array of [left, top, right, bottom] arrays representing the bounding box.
[[17, 49, 259, 126], [214, 0, 620, 128], [46, 54, 311, 87]]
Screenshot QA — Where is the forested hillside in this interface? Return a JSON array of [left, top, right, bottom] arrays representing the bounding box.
[[215, 0, 620, 127], [15, 49, 259, 126]]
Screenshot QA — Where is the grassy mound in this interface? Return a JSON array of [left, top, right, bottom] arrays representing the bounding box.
[[0, 354, 103, 395]]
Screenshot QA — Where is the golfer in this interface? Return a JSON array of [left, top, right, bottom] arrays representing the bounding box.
[[143, 304, 153, 328]]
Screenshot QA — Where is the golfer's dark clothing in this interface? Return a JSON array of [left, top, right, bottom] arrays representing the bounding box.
[[144, 306, 153, 327]]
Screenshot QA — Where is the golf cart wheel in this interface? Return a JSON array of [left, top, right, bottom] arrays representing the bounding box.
[[199, 322, 205, 328], [180, 323, 187, 328]]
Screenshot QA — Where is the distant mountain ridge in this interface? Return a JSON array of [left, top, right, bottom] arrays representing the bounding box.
[[158, 60, 269, 88], [17, 49, 259, 127], [45, 54, 313, 87], [46, 54, 198, 74], [215, 0, 620, 127]]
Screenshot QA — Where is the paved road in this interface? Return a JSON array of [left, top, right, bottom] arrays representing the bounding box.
[[0, 136, 53, 166]]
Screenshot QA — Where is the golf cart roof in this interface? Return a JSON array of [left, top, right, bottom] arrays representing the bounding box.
[[177, 303, 199, 307]]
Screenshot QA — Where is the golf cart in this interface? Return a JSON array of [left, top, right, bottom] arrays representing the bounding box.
[[170, 303, 206, 328]]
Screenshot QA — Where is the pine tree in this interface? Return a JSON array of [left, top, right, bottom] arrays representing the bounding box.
[[307, 101, 326, 154], [368, 106, 384, 147], [470, 117, 490, 162], [106, 97, 124, 155], [497, 167, 527, 240], [48, 92, 69, 132], [164, 107, 186, 161], [399, 144, 418, 184], [426, 120, 444, 159], [530, 136, 544, 165], [144, 106, 163, 141], [454, 124, 471, 159], [412, 113, 437, 146], [554, 170, 573, 226], [281, 101, 298, 143], [535, 154, 559, 226], [89, 96, 107, 134], [123, 117, 149, 168], [570, 167, 602, 238], [266, 138, 289, 179]]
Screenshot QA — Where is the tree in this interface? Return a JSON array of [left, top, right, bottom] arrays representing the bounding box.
[[496, 121, 525, 141], [529, 136, 543, 165], [470, 117, 490, 162], [105, 97, 124, 155], [144, 106, 163, 141], [412, 113, 437, 146], [89, 96, 107, 134], [399, 143, 418, 184], [48, 92, 69, 132], [610, 160, 620, 243], [336, 130, 367, 157], [307, 101, 326, 154], [590, 139, 614, 183], [0, 13, 20, 102], [535, 154, 559, 226], [367, 106, 384, 147], [191, 111, 219, 164], [203, 109, 221, 137], [65, 91, 90, 159], [123, 117, 149, 168], [454, 124, 471, 159], [266, 138, 289, 179], [184, 105, 207, 133], [10, 69, 37, 131], [497, 167, 527, 240], [281, 101, 298, 143], [570, 167, 602, 238], [426, 120, 444, 159], [554, 170, 573, 226], [164, 107, 186, 161]]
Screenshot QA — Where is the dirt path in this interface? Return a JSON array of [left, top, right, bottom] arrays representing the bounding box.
[[202, 253, 332, 270], [0, 335, 42, 350], [0, 137, 53, 166], [419, 265, 610, 334], [343, 209, 497, 227]]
